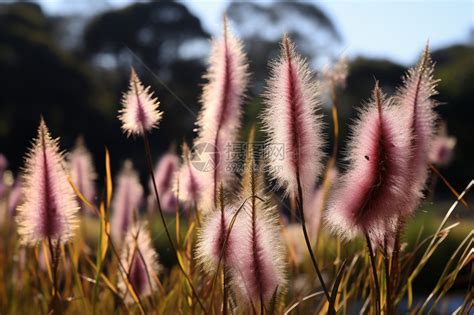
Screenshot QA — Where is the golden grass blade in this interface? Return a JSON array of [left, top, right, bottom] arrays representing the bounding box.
[[429, 164, 470, 210], [105, 148, 113, 209], [41, 241, 53, 283], [67, 243, 89, 314], [284, 291, 325, 314], [67, 176, 96, 214], [402, 180, 473, 308], [84, 255, 119, 296], [428, 236, 473, 313]]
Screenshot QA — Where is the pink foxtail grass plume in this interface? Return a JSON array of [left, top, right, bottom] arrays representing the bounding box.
[[196, 187, 237, 275], [147, 153, 179, 213], [261, 34, 324, 199], [262, 34, 330, 303], [232, 143, 286, 308], [429, 122, 456, 166], [118, 67, 163, 137], [8, 179, 22, 218], [16, 119, 79, 245], [325, 83, 411, 247], [0, 154, 8, 197], [320, 54, 349, 93], [111, 160, 144, 243], [118, 67, 208, 314], [0, 153, 7, 170], [118, 221, 162, 304], [68, 136, 96, 212], [396, 44, 439, 215], [194, 17, 249, 209], [175, 143, 203, 210]]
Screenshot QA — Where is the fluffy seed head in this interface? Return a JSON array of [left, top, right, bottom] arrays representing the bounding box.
[[321, 55, 349, 90], [262, 35, 324, 199], [0, 154, 7, 198], [118, 68, 163, 137], [231, 145, 286, 305], [195, 206, 236, 274], [16, 119, 79, 245], [111, 160, 144, 242], [147, 153, 179, 214], [0, 154, 7, 172], [325, 84, 412, 245], [68, 136, 96, 211], [429, 122, 456, 166], [118, 222, 161, 304], [194, 18, 249, 209], [175, 143, 203, 207], [396, 44, 438, 215], [8, 180, 22, 218]]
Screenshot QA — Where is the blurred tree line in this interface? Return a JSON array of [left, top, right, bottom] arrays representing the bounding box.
[[0, 1, 472, 198]]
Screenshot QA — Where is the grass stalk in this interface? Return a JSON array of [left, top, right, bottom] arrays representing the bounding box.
[[47, 237, 61, 314], [365, 233, 380, 315], [142, 134, 208, 314], [384, 238, 393, 315], [295, 173, 331, 305]]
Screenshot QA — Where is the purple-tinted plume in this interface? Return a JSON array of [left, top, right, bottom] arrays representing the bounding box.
[[325, 84, 412, 246], [16, 119, 79, 245], [261, 35, 324, 200], [396, 44, 438, 215], [118, 68, 163, 137], [68, 136, 96, 212], [147, 153, 179, 214], [429, 122, 456, 166], [231, 145, 286, 305], [8, 179, 22, 218], [196, 205, 236, 274], [175, 143, 203, 208], [111, 160, 144, 243], [194, 18, 249, 210], [0, 154, 8, 198], [118, 222, 161, 304]]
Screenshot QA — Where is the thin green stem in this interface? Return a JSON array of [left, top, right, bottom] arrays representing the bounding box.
[[295, 173, 331, 304], [143, 134, 208, 314], [107, 232, 146, 314], [365, 233, 381, 314], [384, 239, 393, 315], [223, 266, 228, 315], [391, 219, 402, 302], [47, 237, 61, 315]]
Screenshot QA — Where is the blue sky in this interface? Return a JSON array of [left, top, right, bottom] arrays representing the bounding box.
[[40, 0, 473, 66]]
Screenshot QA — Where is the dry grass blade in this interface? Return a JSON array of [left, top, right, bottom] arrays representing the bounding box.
[[209, 195, 261, 292], [427, 235, 473, 313], [105, 148, 113, 209], [429, 164, 470, 210], [402, 180, 473, 308], [284, 291, 325, 314], [67, 176, 97, 214], [328, 259, 348, 313], [67, 243, 89, 314]]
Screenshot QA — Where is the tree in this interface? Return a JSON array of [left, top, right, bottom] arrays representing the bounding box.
[[83, 1, 209, 72], [82, 2, 211, 169], [0, 2, 111, 171], [226, 2, 342, 94], [432, 45, 474, 191]]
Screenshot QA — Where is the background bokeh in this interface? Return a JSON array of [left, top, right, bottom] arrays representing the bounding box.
[[0, 0, 472, 200]]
